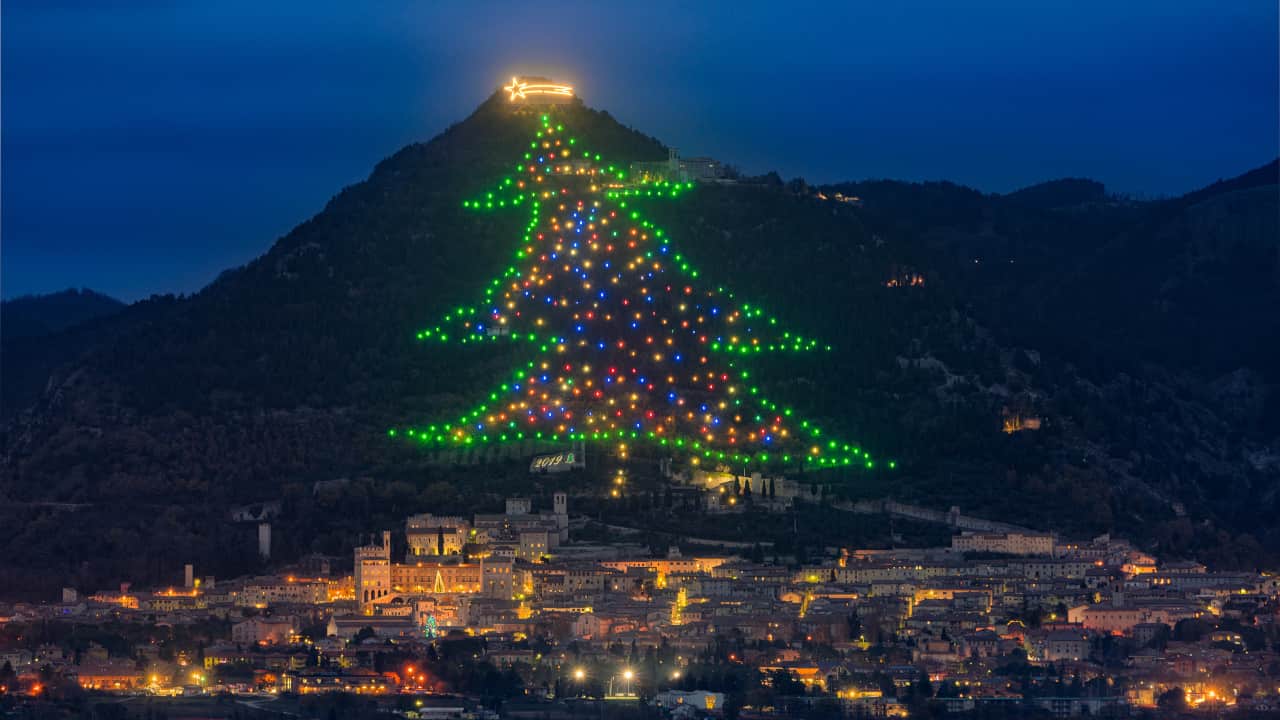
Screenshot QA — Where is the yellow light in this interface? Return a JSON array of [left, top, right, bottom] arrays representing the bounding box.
[[505, 76, 574, 101]]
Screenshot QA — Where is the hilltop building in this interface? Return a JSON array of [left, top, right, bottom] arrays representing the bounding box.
[[355, 494, 569, 614], [631, 148, 729, 184], [405, 514, 468, 557], [952, 531, 1055, 556]]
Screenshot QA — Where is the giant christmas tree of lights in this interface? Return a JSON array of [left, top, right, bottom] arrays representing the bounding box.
[[391, 113, 892, 472]]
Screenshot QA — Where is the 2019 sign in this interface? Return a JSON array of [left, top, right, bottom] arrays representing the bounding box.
[[530, 452, 577, 473]]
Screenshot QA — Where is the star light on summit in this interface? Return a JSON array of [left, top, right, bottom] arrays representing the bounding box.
[[504, 76, 575, 103]]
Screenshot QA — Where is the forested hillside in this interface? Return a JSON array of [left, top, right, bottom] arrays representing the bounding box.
[[1, 94, 1275, 595]]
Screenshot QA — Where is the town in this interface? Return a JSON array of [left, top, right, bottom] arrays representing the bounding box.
[[1, 461, 1278, 719]]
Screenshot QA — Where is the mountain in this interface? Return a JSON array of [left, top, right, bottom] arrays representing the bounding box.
[[1, 288, 124, 341], [1, 289, 128, 423], [1, 93, 1276, 595], [1001, 178, 1109, 210]]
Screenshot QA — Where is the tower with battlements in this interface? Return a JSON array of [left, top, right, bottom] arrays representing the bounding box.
[[354, 531, 392, 614]]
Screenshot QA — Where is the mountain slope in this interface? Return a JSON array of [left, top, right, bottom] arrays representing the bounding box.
[[1, 288, 124, 340], [1, 289, 128, 421], [1, 96, 1275, 595]]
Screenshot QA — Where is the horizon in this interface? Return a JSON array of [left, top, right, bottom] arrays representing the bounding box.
[[3, 1, 1277, 302]]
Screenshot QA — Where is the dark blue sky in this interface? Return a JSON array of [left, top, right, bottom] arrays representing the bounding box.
[[3, 1, 1276, 302]]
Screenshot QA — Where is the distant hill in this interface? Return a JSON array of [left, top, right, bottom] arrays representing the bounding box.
[[0, 93, 1275, 595], [1001, 178, 1108, 209], [1, 289, 129, 422], [1176, 158, 1279, 208], [1, 288, 124, 341]]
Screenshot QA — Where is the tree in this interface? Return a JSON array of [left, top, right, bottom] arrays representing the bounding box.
[[1173, 618, 1210, 642], [769, 669, 805, 696], [350, 627, 376, 645], [1146, 623, 1171, 650], [396, 113, 884, 475], [912, 670, 933, 699], [0, 661, 15, 690], [1157, 687, 1186, 713]]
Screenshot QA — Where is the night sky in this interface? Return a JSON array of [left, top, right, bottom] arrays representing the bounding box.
[[3, 1, 1276, 302]]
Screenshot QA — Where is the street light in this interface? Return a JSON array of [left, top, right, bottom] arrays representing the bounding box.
[[574, 668, 586, 681], [623, 669, 634, 681]]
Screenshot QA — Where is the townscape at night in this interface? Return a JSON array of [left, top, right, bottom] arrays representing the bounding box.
[[2, 476, 1279, 718], [3, 3, 1278, 719]]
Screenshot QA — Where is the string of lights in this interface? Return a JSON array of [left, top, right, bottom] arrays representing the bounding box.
[[392, 114, 893, 472]]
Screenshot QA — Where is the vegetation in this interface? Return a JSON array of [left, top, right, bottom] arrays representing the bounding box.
[[0, 94, 1276, 595]]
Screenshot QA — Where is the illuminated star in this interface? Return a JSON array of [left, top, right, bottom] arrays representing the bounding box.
[[505, 77, 527, 101]]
